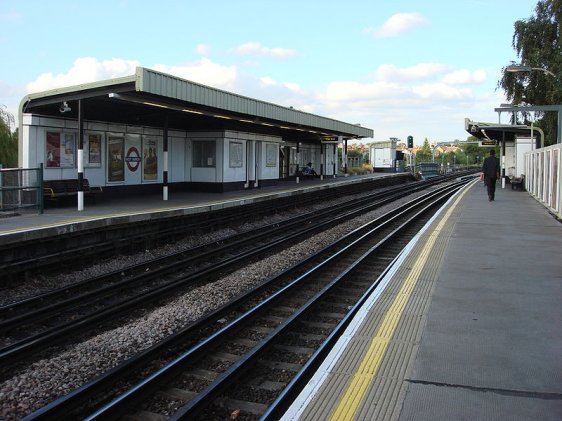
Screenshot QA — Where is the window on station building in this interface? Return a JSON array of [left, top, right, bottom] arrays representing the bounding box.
[[193, 140, 216, 168]]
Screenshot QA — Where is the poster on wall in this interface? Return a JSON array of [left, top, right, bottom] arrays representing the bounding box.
[[87, 134, 102, 166], [46, 132, 75, 168], [143, 138, 158, 181], [46, 132, 61, 168], [61, 133, 76, 167], [266, 143, 277, 167], [107, 136, 124, 182], [229, 142, 243, 168]]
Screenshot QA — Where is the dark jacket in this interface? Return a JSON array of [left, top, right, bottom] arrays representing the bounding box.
[[482, 155, 500, 179]]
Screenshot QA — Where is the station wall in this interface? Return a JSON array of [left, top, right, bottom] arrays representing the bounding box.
[[22, 114, 285, 191]]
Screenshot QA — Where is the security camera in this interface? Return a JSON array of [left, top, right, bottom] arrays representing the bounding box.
[[59, 101, 71, 113]]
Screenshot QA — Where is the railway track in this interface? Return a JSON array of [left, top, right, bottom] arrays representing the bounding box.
[[23, 180, 469, 420], [0, 179, 440, 369], [0, 175, 413, 282]]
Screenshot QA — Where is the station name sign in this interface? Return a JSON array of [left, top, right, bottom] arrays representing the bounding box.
[[479, 139, 498, 147]]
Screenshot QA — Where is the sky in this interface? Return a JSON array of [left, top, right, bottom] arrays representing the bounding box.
[[0, 0, 540, 145]]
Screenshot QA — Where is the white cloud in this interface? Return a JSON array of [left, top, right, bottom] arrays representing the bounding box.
[[283, 82, 302, 93], [26, 57, 140, 93], [195, 44, 211, 56], [152, 58, 238, 90], [413, 83, 472, 100], [231, 42, 296, 59], [365, 12, 427, 38], [374, 63, 450, 81], [259, 76, 276, 87], [320, 80, 406, 103], [258, 76, 301, 93], [443, 69, 487, 85], [25, 57, 238, 94]]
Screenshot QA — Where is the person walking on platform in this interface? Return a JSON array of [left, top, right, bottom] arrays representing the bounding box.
[[482, 149, 500, 201]]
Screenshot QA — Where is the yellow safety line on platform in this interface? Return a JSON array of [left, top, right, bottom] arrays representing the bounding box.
[[328, 185, 470, 421]]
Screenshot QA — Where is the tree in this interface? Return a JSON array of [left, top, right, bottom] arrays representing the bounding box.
[[415, 138, 433, 162], [0, 105, 18, 168], [498, 0, 562, 145]]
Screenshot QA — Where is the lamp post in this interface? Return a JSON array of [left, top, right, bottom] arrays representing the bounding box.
[[506, 64, 560, 83]]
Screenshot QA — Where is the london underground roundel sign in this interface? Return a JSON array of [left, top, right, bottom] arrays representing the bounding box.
[[125, 147, 141, 172]]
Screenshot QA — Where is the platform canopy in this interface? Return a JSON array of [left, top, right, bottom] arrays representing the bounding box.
[[464, 118, 541, 147], [19, 67, 373, 141]]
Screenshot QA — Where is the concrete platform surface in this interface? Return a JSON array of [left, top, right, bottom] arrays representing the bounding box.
[[282, 181, 562, 420], [0, 173, 404, 243], [400, 182, 562, 420]]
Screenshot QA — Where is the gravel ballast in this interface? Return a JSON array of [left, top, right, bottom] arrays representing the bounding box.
[[0, 185, 442, 420]]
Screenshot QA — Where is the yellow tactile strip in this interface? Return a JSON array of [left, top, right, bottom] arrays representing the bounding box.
[[293, 185, 471, 421]]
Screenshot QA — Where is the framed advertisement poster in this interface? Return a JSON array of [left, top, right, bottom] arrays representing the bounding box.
[[107, 136, 124, 182], [46, 131, 75, 168], [46, 132, 61, 168], [143, 137, 158, 181], [266, 143, 277, 167], [229, 141, 243, 168], [87, 134, 102, 167], [61, 133, 76, 168]]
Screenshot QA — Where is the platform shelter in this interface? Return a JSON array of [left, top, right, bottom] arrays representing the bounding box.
[[18, 67, 373, 209]]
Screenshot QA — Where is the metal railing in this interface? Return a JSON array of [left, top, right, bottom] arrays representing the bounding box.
[[525, 143, 562, 220], [0, 164, 43, 214]]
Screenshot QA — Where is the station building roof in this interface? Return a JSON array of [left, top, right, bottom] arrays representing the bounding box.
[[19, 67, 373, 141], [464, 119, 540, 145]]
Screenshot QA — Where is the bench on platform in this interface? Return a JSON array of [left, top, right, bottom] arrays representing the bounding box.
[[296, 166, 317, 178], [43, 179, 103, 202], [510, 175, 525, 190]]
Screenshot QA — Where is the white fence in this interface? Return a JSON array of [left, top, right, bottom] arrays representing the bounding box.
[[525, 143, 562, 220]]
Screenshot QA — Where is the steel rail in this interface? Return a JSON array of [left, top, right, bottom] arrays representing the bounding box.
[[0, 181, 419, 321], [0, 176, 414, 281], [87, 182, 462, 420], [23, 181, 467, 420], [0, 182, 435, 366]]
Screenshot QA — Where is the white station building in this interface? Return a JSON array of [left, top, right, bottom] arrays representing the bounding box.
[[18, 67, 373, 198]]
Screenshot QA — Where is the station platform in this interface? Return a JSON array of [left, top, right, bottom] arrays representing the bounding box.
[[0, 173, 405, 244], [282, 181, 562, 420]]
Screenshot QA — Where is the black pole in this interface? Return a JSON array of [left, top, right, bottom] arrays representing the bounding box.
[[163, 116, 169, 200], [344, 139, 348, 174], [77, 99, 84, 210]]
